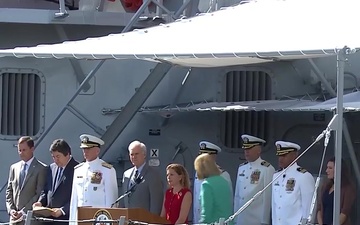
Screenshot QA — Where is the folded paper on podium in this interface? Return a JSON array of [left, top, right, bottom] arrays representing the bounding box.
[[32, 207, 54, 217], [78, 207, 170, 225]]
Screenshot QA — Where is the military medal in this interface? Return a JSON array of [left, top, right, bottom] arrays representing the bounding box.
[[91, 171, 102, 184], [250, 170, 261, 184], [286, 178, 295, 191]]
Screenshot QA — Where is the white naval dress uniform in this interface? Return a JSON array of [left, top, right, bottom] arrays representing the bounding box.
[[193, 169, 233, 224], [271, 163, 315, 225], [69, 157, 118, 225], [234, 157, 275, 225]]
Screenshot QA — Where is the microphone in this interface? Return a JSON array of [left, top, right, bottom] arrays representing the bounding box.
[[111, 176, 145, 207]]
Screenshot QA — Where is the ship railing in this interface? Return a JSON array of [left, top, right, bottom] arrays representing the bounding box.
[[0, 211, 320, 225], [0, 211, 231, 225]]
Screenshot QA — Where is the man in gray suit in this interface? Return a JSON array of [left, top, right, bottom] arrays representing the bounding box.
[[5, 136, 47, 224], [119, 140, 163, 215]]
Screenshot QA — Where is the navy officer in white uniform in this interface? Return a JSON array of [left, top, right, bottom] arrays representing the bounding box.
[[271, 141, 315, 225], [193, 141, 233, 224], [69, 134, 118, 225], [234, 134, 275, 225]]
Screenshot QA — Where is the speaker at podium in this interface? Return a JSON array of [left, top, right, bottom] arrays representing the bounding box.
[[78, 207, 170, 225]]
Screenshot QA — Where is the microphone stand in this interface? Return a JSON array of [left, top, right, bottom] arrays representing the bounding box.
[[225, 114, 338, 225], [111, 176, 144, 208], [111, 190, 133, 208]]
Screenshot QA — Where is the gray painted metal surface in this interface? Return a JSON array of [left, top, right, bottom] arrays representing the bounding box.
[[0, 1, 359, 224]]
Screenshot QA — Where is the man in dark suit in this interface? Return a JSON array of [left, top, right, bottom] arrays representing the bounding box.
[[6, 136, 47, 225], [119, 140, 164, 215], [32, 139, 79, 225]]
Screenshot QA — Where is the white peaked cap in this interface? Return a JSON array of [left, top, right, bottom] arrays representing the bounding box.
[[241, 134, 266, 149], [275, 141, 300, 156], [79, 134, 105, 148], [199, 141, 221, 154]]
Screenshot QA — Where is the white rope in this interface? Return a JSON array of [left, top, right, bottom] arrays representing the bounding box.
[[225, 131, 326, 224]]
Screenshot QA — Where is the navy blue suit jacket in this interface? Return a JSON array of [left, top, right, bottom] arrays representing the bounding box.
[[38, 157, 79, 221]]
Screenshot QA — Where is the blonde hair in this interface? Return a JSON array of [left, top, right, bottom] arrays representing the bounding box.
[[194, 153, 221, 180], [166, 163, 191, 189]]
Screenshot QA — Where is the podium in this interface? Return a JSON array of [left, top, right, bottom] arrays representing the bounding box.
[[78, 207, 170, 225]]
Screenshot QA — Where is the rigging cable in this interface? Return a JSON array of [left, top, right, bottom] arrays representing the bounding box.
[[225, 120, 335, 224]]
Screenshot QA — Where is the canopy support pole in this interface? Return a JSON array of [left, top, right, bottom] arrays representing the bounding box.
[[333, 47, 346, 225]]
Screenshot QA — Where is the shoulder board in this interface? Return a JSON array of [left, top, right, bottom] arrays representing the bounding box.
[[297, 167, 307, 173], [102, 162, 113, 169], [217, 165, 225, 173], [276, 168, 283, 172], [74, 162, 84, 169], [239, 161, 248, 167], [261, 160, 270, 167]]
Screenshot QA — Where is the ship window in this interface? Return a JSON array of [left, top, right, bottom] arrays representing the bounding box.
[[221, 70, 272, 148], [0, 69, 45, 138]]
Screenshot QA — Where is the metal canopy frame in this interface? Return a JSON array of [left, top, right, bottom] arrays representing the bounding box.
[[333, 46, 354, 225]]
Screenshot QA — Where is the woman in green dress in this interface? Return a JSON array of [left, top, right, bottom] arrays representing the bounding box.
[[194, 153, 233, 224]]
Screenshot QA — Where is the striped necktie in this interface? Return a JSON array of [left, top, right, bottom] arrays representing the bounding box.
[[129, 170, 139, 189], [53, 167, 63, 191]]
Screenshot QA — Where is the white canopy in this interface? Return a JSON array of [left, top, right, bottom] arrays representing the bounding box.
[[0, 0, 360, 67]]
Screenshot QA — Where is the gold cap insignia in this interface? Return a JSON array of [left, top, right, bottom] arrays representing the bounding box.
[[243, 137, 249, 144], [82, 136, 89, 143]]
